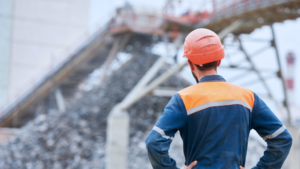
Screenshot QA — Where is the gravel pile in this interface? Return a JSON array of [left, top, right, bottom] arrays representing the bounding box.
[[0, 52, 266, 169], [0, 53, 190, 169]]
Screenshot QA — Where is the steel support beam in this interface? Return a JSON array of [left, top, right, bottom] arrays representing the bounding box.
[[249, 45, 270, 59], [120, 61, 187, 109], [239, 74, 276, 87], [152, 87, 183, 97], [236, 37, 275, 100], [119, 33, 176, 110], [55, 88, 65, 113], [270, 24, 291, 125], [236, 45, 271, 64], [220, 66, 275, 72], [227, 70, 252, 83], [238, 38, 272, 42], [106, 106, 129, 169], [99, 34, 131, 84], [217, 20, 243, 40]]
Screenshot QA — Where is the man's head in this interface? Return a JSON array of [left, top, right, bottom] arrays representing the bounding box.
[[183, 28, 224, 83], [188, 60, 221, 83]]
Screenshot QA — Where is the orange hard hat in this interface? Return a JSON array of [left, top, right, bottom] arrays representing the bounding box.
[[183, 28, 225, 65]]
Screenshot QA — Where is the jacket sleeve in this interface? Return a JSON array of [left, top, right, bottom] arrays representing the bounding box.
[[145, 93, 187, 169], [251, 93, 292, 169]]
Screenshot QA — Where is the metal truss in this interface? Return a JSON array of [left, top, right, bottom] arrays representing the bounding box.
[[223, 24, 291, 125]]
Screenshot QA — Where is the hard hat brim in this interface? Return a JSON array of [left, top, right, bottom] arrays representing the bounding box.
[[184, 46, 225, 65]]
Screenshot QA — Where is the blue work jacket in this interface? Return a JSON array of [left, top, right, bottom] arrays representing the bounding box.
[[146, 75, 292, 169]]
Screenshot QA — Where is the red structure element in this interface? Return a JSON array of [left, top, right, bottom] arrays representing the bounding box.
[[286, 52, 296, 90], [286, 79, 294, 90], [287, 52, 295, 65]]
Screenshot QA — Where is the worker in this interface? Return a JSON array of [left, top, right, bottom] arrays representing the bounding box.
[[145, 28, 292, 169]]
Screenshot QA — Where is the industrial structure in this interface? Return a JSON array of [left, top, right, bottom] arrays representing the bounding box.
[[0, 0, 300, 168]]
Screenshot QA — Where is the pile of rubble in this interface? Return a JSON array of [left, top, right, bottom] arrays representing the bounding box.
[[0, 53, 190, 169]]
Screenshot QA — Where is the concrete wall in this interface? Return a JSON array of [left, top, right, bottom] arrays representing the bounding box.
[[6, 0, 90, 105], [0, 0, 14, 107]]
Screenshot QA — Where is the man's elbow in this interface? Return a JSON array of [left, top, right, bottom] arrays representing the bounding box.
[[145, 135, 156, 151], [280, 130, 293, 154], [286, 132, 293, 149]]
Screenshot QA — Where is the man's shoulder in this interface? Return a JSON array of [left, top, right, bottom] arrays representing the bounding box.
[[177, 81, 255, 107], [177, 81, 253, 95], [177, 83, 200, 96], [226, 82, 254, 94]]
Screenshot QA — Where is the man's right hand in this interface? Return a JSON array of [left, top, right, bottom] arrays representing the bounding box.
[[181, 161, 197, 169], [181, 162, 243, 169]]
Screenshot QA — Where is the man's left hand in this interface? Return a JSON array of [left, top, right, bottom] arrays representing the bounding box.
[[181, 161, 197, 169]]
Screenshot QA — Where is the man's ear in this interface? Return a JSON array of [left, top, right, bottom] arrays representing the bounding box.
[[217, 60, 221, 67], [188, 60, 195, 71]]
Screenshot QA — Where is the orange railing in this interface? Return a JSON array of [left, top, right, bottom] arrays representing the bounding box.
[[200, 0, 294, 25], [163, 0, 294, 25]]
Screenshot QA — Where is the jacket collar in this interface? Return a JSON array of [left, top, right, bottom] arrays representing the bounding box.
[[199, 75, 226, 83]]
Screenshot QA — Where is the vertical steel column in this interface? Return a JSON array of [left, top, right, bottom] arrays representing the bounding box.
[[55, 88, 65, 113], [106, 105, 129, 169], [270, 24, 291, 125]]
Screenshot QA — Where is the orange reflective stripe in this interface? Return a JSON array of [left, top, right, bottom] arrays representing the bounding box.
[[177, 82, 254, 113]]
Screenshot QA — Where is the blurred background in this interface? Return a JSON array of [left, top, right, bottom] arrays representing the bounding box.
[[0, 0, 299, 168]]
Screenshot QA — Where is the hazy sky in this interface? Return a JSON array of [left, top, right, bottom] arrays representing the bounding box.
[[89, 0, 300, 111]]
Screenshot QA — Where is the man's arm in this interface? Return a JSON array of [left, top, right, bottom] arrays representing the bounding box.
[[145, 93, 187, 169], [251, 93, 292, 169]]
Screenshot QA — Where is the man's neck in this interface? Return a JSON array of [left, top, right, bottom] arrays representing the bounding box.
[[197, 70, 217, 82]]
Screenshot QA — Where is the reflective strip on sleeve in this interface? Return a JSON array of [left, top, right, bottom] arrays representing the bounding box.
[[153, 126, 173, 140], [187, 100, 252, 115], [262, 125, 286, 141]]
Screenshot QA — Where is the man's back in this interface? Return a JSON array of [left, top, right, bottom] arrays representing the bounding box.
[[146, 75, 292, 169], [178, 75, 253, 168]]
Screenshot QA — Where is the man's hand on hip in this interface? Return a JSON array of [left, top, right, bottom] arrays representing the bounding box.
[[181, 162, 244, 169], [181, 161, 197, 169]]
